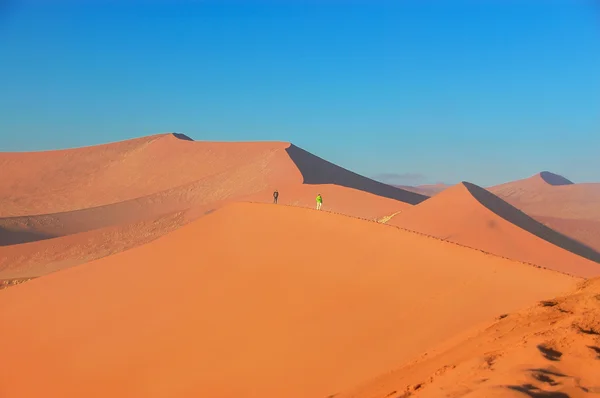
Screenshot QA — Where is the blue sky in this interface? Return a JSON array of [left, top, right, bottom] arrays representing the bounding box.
[[1, 0, 599, 186]]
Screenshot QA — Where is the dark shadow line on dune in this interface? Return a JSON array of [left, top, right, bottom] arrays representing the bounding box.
[[285, 144, 429, 205], [507, 384, 570, 397], [463, 182, 600, 264], [539, 171, 573, 186], [172, 133, 193, 141], [588, 345, 600, 359], [0, 227, 56, 246]]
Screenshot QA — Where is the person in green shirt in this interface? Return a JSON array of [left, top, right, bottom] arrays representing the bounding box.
[[316, 193, 323, 210]]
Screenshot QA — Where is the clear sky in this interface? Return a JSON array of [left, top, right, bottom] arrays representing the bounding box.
[[1, 0, 599, 186]]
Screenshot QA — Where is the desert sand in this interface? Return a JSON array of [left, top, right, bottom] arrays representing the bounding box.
[[388, 182, 600, 277], [0, 133, 422, 281], [1, 134, 599, 398], [338, 277, 600, 398], [0, 203, 578, 398], [489, 172, 600, 253]]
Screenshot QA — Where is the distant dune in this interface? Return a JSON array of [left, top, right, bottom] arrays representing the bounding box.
[[0, 203, 577, 398], [489, 171, 600, 252], [489, 171, 600, 221], [394, 183, 450, 196], [388, 182, 600, 277], [339, 277, 600, 398]]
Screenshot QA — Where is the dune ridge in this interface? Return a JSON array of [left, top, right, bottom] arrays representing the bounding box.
[[489, 172, 600, 221], [0, 202, 577, 398], [388, 182, 600, 277]]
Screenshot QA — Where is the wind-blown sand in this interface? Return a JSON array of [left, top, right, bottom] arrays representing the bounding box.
[[388, 182, 600, 277], [339, 278, 600, 398], [0, 203, 577, 398]]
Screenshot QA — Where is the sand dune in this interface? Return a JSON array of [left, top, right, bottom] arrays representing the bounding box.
[[0, 133, 299, 216], [394, 183, 450, 196], [388, 182, 600, 277], [340, 277, 600, 398], [0, 208, 201, 280], [534, 216, 600, 254], [489, 171, 600, 255], [489, 171, 600, 221], [0, 203, 577, 398], [0, 133, 421, 245]]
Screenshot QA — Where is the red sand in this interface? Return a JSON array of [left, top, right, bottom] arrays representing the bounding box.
[[489, 172, 600, 255], [489, 172, 600, 221], [0, 133, 420, 247], [339, 278, 600, 398], [243, 183, 411, 221], [0, 203, 577, 398], [388, 182, 600, 277], [0, 133, 300, 217]]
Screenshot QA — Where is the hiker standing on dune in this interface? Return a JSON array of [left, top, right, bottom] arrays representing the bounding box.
[[273, 189, 279, 204], [316, 193, 322, 210]]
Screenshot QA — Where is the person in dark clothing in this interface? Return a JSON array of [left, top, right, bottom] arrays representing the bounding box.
[[273, 190, 279, 204]]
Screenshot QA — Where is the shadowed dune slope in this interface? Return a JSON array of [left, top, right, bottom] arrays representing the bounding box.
[[0, 204, 220, 280], [0, 203, 576, 398], [0, 134, 422, 245], [534, 216, 600, 254], [489, 172, 600, 221], [286, 144, 428, 204], [388, 182, 600, 277], [0, 145, 296, 246], [340, 278, 600, 398]]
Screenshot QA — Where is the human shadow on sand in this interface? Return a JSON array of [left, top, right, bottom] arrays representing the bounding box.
[[286, 144, 428, 205]]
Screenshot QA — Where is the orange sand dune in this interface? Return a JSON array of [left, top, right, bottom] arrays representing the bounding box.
[[388, 182, 600, 277], [0, 207, 205, 280], [0, 203, 576, 398], [0, 133, 424, 247], [340, 278, 600, 398], [0, 183, 407, 280], [534, 216, 600, 254], [489, 171, 600, 221], [0, 133, 299, 216], [0, 133, 425, 218]]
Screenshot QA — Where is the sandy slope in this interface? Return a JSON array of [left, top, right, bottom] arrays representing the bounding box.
[[0, 207, 203, 280], [489, 172, 600, 221], [0, 133, 423, 245], [0, 203, 577, 398], [243, 183, 411, 221], [339, 278, 600, 398], [0, 133, 300, 216], [388, 182, 600, 277], [488, 172, 600, 254], [534, 216, 600, 254]]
